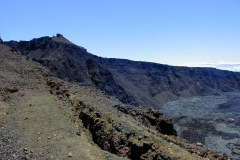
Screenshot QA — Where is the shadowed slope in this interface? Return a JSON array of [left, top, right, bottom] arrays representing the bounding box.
[[4, 34, 240, 109]]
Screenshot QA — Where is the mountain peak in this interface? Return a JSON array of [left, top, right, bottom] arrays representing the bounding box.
[[51, 33, 75, 45], [56, 33, 63, 37]]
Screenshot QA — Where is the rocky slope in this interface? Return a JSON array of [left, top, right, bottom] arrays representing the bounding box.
[[4, 34, 240, 108], [103, 58, 240, 108], [0, 41, 237, 159], [4, 34, 137, 106]]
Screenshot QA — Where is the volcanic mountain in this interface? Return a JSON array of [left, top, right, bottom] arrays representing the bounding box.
[[4, 34, 240, 109]]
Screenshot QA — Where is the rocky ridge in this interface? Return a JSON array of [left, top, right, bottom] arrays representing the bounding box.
[[4, 34, 240, 108]]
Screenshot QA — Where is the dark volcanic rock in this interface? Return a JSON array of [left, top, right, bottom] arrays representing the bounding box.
[[86, 58, 137, 105], [161, 92, 240, 159], [56, 33, 63, 37], [113, 105, 177, 136], [104, 58, 240, 107], [4, 35, 240, 108], [218, 97, 240, 110], [4, 35, 137, 105]]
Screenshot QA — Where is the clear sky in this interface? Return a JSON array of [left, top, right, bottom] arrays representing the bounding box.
[[1, 0, 240, 71]]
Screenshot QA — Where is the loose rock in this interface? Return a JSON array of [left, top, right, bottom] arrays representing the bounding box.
[[68, 152, 73, 157]]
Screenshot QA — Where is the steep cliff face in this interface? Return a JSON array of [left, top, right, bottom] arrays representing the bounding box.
[[4, 35, 240, 108], [86, 58, 137, 105], [103, 58, 240, 107]]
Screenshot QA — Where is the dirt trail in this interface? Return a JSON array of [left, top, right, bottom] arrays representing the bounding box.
[[0, 44, 126, 160]]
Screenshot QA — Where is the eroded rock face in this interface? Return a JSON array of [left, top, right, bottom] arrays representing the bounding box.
[[86, 58, 138, 105], [53, 83, 233, 160], [79, 106, 166, 158], [113, 105, 177, 136], [46, 79, 70, 100], [75, 102, 172, 159]]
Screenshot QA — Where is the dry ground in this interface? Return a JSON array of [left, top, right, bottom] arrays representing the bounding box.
[[0, 43, 236, 159]]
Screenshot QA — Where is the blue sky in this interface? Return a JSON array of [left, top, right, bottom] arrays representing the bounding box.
[[1, 0, 240, 71]]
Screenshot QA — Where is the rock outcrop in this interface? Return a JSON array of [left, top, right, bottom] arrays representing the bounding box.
[[113, 105, 177, 136]]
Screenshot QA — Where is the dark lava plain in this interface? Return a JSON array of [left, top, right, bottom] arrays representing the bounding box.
[[161, 91, 240, 158]]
